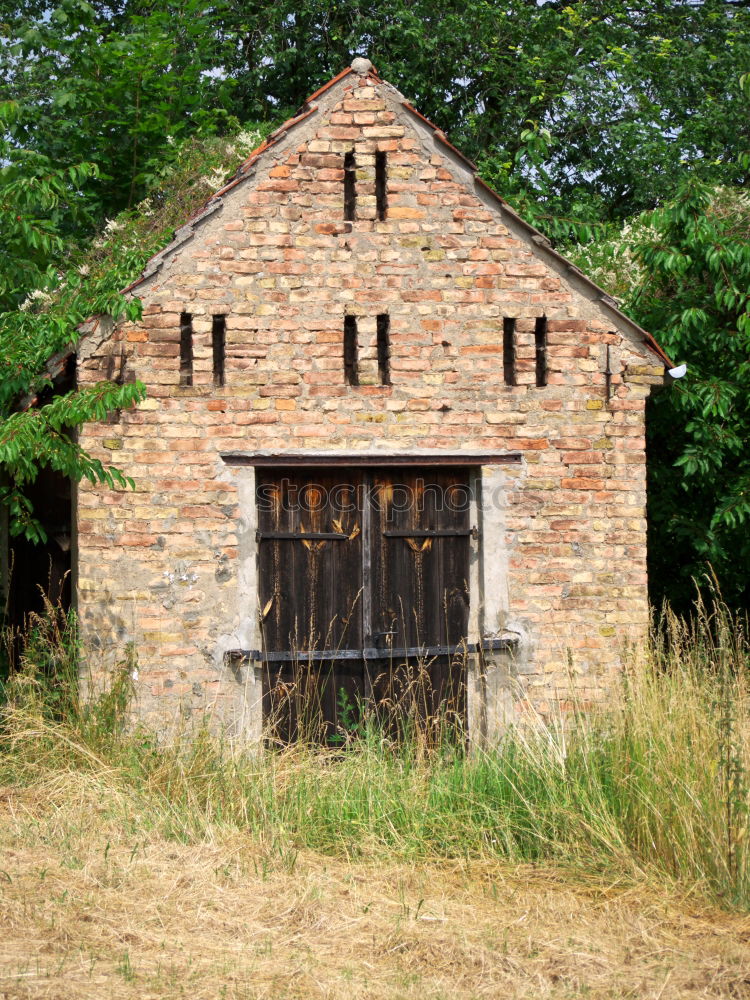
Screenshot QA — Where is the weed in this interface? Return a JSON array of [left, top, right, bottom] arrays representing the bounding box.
[[116, 950, 135, 983]]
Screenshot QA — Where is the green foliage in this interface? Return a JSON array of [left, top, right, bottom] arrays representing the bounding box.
[[228, 0, 749, 226], [0, 100, 144, 538], [0, 122, 264, 540], [1, 600, 135, 744], [1, 0, 234, 219], [2, 1, 748, 235], [638, 182, 750, 610], [0, 100, 99, 311], [569, 181, 750, 610]]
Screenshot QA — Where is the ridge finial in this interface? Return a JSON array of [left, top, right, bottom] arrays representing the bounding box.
[[351, 56, 373, 76]]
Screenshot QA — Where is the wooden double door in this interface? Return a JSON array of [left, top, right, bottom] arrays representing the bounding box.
[[257, 467, 472, 742]]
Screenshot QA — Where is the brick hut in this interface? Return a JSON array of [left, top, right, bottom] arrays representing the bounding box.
[[67, 57, 671, 740]]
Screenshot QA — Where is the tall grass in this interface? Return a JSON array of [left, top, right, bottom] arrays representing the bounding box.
[[1, 598, 748, 909]]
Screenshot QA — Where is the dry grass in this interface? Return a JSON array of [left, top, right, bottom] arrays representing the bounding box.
[[1, 781, 749, 1000], [2, 599, 750, 996]]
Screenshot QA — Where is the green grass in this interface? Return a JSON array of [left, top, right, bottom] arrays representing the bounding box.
[[1, 597, 748, 910]]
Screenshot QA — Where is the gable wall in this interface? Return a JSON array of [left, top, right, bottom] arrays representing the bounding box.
[[75, 73, 663, 736]]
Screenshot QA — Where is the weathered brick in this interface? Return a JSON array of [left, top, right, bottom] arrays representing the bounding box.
[[73, 63, 663, 736]]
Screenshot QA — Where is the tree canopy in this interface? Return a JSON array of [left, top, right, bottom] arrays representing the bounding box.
[[3, 0, 748, 231], [1, 0, 749, 608], [569, 176, 750, 611]]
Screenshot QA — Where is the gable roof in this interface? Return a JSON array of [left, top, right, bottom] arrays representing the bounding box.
[[114, 58, 670, 368], [39, 54, 668, 405]]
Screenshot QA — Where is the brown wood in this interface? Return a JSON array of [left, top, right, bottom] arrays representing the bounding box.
[[257, 467, 471, 743], [224, 452, 521, 467], [258, 469, 364, 742]]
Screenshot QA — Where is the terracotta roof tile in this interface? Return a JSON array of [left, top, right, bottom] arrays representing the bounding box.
[[306, 66, 354, 103], [401, 102, 477, 171]]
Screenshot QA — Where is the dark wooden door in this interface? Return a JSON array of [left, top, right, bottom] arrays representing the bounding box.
[[369, 470, 470, 730], [257, 468, 470, 743]]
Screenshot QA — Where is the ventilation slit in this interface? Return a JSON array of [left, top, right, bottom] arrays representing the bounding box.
[[535, 316, 548, 387], [344, 151, 356, 221], [375, 151, 388, 221], [179, 312, 193, 387], [503, 317, 516, 387], [212, 315, 226, 387], [344, 315, 359, 386], [377, 313, 391, 385]]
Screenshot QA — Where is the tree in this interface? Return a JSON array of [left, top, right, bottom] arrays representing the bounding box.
[[0, 118, 265, 543], [0, 237, 145, 542], [0, 97, 143, 542], [0, 101, 100, 312], [2, 1, 748, 239], [636, 181, 750, 611], [1, 0, 234, 221], [569, 175, 750, 611]]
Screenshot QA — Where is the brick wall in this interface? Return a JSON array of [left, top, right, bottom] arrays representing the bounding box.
[[76, 65, 664, 736]]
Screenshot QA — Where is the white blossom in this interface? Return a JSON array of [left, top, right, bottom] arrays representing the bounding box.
[[236, 129, 263, 152], [19, 288, 52, 311], [200, 168, 228, 191]]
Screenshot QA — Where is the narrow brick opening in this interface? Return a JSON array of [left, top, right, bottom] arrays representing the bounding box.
[[375, 151, 388, 221], [344, 315, 359, 386], [503, 317, 516, 387], [179, 312, 193, 387], [535, 316, 548, 387], [105, 351, 130, 424], [377, 313, 391, 385], [343, 151, 356, 221], [212, 314, 226, 387]]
